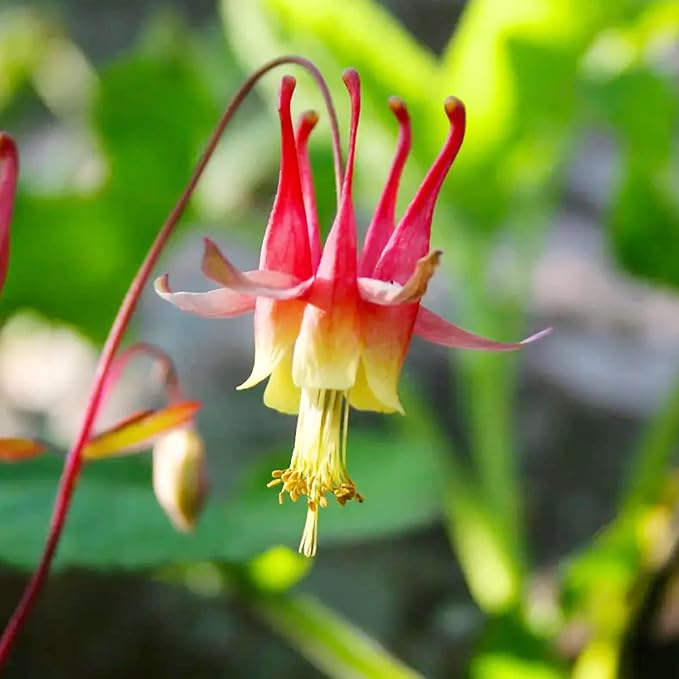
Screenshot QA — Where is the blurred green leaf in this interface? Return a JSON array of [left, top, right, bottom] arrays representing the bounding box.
[[437, 0, 602, 228], [587, 67, 678, 165], [0, 429, 445, 569], [445, 489, 521, 613], [220, 0, 443, 214], [4, 194, 121, 337], [589, 64, 679, 289], [251, 591, 425, 679], [608, 163, 679, 289], [470, 611, 566, 679], [0, 7, 46, 109], [221, 0, 438, 109], [94, 38, 217, 218], [400, 383, 523, 613], [2, 21, 219, 340]]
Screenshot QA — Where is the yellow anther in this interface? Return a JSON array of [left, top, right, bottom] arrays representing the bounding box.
[[267, 389, 363, 557]]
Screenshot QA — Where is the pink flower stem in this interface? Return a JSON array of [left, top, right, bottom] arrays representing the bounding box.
[[0, 54, 342, 667], [103, 342, 184, 405]]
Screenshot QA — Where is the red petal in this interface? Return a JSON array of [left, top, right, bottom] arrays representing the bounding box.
[[292, 70, 363, 389], [154, 274, 255, 318], [201, 238, 313, 300], [414, 306, 552, 350], [295, 110, 322, 270], [356, 249, 442, 402], [0, 438, 45, 462], [375, 98, 465, 283], [259, 76, 312, 279], [359, 97, 411, 276], [0, 134, 18, 293], [309, 68, 361, 291]]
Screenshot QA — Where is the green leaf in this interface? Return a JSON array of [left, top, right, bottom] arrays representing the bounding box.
[[438, 0, 601, 228], [621, 369, 679, 513], [2, 194, 121, 338], [445, 489, 521, 614], [0, 429, 445, 570], [94, 40, 217, 218], [219, 0, 443, 215], [0, 7, 46, 109], [608, 162, 679, 289], [2, 22, 219, 340], [586, 67, 678, 166], [441, 2, 583, 149], [221, 0, 438, 108], [470, 612, 567, 679]]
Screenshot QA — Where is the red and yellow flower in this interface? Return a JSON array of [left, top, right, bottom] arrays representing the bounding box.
[[156, 70, 548, 556]]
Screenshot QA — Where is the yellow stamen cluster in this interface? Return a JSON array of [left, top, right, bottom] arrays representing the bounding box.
[[267, 388, 363, 557]]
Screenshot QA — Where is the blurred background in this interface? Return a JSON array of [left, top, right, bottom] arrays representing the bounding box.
[[0, 0, 678, 677]]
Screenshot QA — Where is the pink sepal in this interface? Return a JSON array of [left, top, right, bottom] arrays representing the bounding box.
[[414, 306, 552, 350]]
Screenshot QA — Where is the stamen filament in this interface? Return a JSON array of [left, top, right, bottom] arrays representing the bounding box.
[[268, 388, 361, 557]]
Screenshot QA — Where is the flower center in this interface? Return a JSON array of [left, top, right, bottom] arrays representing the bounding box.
[[267, 388, 363, 557]]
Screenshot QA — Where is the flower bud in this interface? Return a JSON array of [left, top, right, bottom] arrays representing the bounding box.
[[152, 428, 207, 532]]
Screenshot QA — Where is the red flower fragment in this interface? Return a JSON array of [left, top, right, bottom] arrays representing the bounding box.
[[0, 438, 45, 463], [0, 133, 18, 293]]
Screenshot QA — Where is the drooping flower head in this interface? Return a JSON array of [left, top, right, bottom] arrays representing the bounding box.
[[156, 70, 549, 556]]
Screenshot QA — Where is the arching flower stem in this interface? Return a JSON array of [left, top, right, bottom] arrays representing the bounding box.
[[103, 341, 184, 406], [0, 54, 343, 668]]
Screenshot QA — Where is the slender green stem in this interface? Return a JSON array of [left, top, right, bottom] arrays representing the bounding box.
[[463, 350, 516, 526], [252, 592, 425, 679], [620, 367, 679, 513], [160, 560, 423, 678], [453, 237, 523, 565], [400, 384, 521, 612]]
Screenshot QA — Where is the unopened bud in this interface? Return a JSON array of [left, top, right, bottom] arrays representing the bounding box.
[[152, 428, 207, 532]]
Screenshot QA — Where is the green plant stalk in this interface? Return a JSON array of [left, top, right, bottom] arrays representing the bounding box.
[[447, 232, 525, 575], [162, 556, 422, 678], [563, 370, 679, 679], [620, 366, 679, 514], [252, 592, 425, 679], [462, 348, 517, 534], [400, 384, 521, 613]]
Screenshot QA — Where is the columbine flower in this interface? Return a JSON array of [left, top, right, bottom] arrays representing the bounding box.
[[156, 70, 548, 556]]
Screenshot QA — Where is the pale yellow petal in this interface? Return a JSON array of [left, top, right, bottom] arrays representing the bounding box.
[[292, 300, 361, 390], [238, 297, 304, 391], [263, 349, 300, 414], [348, 361, 402, 414]]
